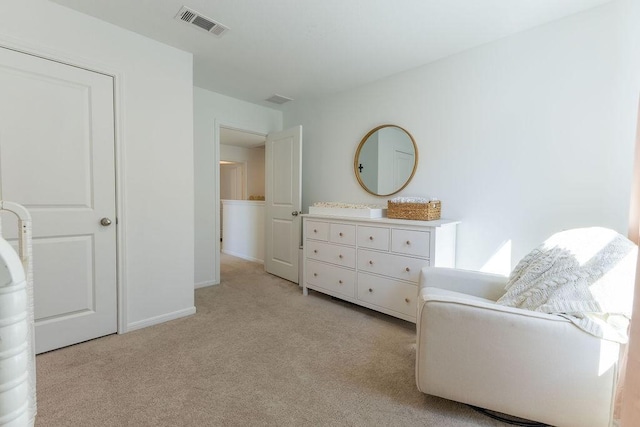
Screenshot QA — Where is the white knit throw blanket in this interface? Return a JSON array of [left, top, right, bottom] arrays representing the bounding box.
[[497, 227, 637, 343]]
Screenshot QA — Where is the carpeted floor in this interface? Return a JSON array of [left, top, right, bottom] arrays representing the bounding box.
[[34, 254, 507, 426]]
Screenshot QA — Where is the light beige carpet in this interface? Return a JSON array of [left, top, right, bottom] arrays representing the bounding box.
[[34, 254, 507, 426]]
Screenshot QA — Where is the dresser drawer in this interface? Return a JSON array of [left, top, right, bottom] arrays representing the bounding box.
[[329, 223, 356, 246], [307, 240, 356, 268], [306, 220, 330, 241], [391, 229, 430, 258], [357, 272, 417, 318], [306, 260, 355, 298], [358, 249, 428, 283], [357, 226, 389, 251]]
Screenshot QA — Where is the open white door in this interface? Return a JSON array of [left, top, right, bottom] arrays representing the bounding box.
[[265, 126, 302, 283]]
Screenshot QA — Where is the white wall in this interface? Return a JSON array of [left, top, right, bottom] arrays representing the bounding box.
[[0, 0, 195, 330], [284, 0, 640, 274], [194, 87, 282, 287], [247, 147, 266, 199], [221, 200, 265, 263], [359, 133, 379, 193]]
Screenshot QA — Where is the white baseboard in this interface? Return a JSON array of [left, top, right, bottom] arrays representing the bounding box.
[[221, 249, 264, 264], [195, 280, 218, 289], [125, 306, 196, 332]]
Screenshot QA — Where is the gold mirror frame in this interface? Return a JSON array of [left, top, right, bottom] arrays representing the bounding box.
[[354, 124, 419, 197]]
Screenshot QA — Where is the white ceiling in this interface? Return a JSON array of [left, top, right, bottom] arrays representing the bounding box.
[[51, 0, 612, 108]]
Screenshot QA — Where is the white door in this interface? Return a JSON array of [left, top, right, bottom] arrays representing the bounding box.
[[393, 150, 415, 189], [0, 47, 117, 354], [220, 163, 245, 200], [265, 126, 302, 283]]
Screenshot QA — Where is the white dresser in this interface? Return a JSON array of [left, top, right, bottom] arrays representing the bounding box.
[[302, 214, 458, 322]]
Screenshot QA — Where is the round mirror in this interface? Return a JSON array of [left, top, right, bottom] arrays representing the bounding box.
[[354, 125, 418, 196]]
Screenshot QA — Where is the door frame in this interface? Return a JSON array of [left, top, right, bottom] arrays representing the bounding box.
[[214, 120, 269, 284], [0, 36, 129, 333]]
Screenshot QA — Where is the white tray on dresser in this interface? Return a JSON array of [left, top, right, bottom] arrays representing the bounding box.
[[301, 214, 459, 322], [308, 206, 386, 218]]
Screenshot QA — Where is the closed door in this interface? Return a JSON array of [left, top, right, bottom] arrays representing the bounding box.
[[0, 47, 117, 354]]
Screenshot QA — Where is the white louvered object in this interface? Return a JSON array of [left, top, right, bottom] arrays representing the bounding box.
[[174, 6, 229, 37], [0, 202, 35, 427]]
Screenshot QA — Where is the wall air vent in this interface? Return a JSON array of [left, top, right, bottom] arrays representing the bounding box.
[[175, 6, 229, 37], [265, 94, 294, 105]]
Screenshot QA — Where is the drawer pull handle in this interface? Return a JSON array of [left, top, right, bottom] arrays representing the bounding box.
[[313, 229, 318, 233], [369, 236, 374, 240], [369, 260, 373, 265], [314, 249, 318, 254], [313, 273, 318, 277], [405, 267, 410, 272], [368, 288, 373, 293], [405, 298, 410, 303], [406, 240, 411, 245], [338, 254, 343, 259], [338, 280, 343, 284], [339, 232, 343, 237]]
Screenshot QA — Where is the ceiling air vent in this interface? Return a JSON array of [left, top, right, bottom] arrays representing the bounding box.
[[175, 6, 229, 37], [265, 94, 294, 105]]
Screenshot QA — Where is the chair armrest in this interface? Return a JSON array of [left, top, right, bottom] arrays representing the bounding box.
[[419, 266, 507, 301], [416, 288, 620, 427], [419, 286, 562, 322]]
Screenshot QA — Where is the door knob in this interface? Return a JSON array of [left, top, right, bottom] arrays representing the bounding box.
[[292, 211, 299, 216], [100, 217, 112, 227]]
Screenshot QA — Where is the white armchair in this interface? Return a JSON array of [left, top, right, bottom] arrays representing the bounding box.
[[416, 267, 621, 427]]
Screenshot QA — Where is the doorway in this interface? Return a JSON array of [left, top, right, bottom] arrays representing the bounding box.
[[219, 127, 266, 271], [213, 124, 302, 286], [220, 161, 246, 201]]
